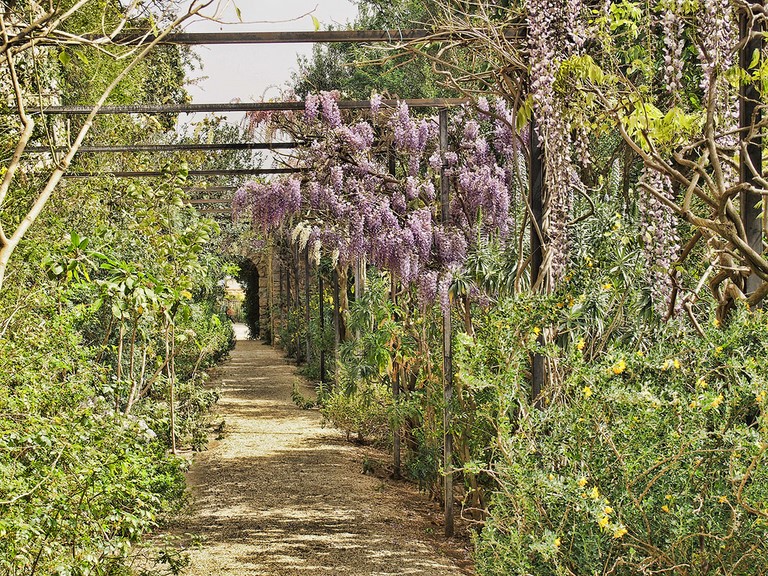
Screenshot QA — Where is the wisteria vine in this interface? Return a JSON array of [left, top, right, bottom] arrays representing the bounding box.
[[234, 92, 519, 307]]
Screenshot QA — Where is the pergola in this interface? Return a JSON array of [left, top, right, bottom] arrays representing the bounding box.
[[28, 20, 763, 537]]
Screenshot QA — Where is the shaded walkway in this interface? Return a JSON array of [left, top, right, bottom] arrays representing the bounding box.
[[169, 330, 470, 575]]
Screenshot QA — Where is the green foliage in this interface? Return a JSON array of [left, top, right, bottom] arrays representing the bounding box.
[[468, 306, 768, 575], [0, 168, 235, 573]]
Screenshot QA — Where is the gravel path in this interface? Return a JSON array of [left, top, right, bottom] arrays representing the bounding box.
[[167, 329, 472, 575]]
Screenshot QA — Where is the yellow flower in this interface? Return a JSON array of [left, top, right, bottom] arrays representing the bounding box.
[[661, 505, 670, 513], [598, 515, 609, 528], [548, 473, 555, 481], [665, 494, 672, 500], [756, 391, 766, 404], [689, 400, 699, 409], [612, 359, 626, 375], [613, 526, 628, 539], [604, 506, 614, 515], [636, 350, 644, 357], [590, 486, 600, 499], [709, 394, 724, 409], [576, 338, 586, 351], [712, 318, 721, 328], [583, 386, 593, 398], [577, 477, 588, 487], [602, 282, 613, 290], [533, 326, 541, 336], [718, 495, 729, 504], [696, 378, 708, 389], [714, 346, 723, 356], [673, 359, 681, 369], [554, 537, 561, 548]]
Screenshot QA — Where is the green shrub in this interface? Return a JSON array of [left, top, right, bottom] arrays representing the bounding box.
[[466, 305, 768, 575]]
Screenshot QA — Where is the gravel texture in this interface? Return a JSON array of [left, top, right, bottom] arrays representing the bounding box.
[[162, 327, 473, 575]]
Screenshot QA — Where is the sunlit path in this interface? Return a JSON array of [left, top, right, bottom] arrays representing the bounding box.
[[167, 327, 470, 575]]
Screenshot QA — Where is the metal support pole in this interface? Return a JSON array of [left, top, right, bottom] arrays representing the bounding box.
[[332, 268, 341, 387], [304, 246, 311, 365], [530, 116, 546, 404], [391, 273, 401, 479], [268, 243, 275, 345], [439, 108, 454, 537], [319, 269, 326, 383], [285, 260, 291, 344], [388, 148, 401, 479], [740, 3, 764, 296]]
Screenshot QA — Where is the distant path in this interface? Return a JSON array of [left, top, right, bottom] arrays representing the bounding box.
[[170, 326, 471, 575]]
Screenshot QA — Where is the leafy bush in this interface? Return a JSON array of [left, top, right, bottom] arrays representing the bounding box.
[[320, 385, 391, 443], [463, 304, 768, 575]]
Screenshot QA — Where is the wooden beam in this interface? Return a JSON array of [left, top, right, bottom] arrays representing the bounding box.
[[35, 98, 469, 116], [62, 168, 300, 178]]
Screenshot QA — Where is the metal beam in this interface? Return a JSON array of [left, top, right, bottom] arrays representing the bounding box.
[[197, 209, 233, 215], [529, 116, 546, 408], [439, 108, 454, 539], [740, 3, 764, 296], [62, 168, 300, 178], [35, 98, 469, 116], [187, 199, 232, 205], [95, 28, 522, 46], [24, 142, 299, 153], [184, 186, 238, 193]]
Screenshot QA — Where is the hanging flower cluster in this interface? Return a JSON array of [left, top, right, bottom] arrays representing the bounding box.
[[235, 92, 518, 307], [660, 0, 685, 100], [638, 167, 681, 315], [526, 0, 586, 284]]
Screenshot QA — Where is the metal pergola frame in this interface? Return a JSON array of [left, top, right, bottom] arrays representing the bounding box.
[[27, 20, 760, 540], [62, 168, 300, 178], [35, 98, 469, 116]]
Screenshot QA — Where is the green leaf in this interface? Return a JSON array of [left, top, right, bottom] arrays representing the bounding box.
[[58, 50, 71, 66], [311, 15, 320, 32], [235, 5, 243, 22]]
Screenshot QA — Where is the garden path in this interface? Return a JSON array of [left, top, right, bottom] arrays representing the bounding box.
[[166, 327, 472, 575]]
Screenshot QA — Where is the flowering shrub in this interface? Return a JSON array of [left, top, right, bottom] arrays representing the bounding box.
[[461, 303, 768, 575], [236, 92, 519, 306]]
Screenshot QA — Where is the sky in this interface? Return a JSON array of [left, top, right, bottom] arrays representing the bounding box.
[[183, 1, 359, 105]]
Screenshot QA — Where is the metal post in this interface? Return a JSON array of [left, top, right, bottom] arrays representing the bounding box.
[[439, 108, 454, 537], [319, 269, 326, 383], [740, 3, 764, 296], [332, 267, 341, 387], [388, 148, 401, 479], [529, 116, 546, 405], [304, 246, 311, 364], [268, 244, 275, 345], [391, 273, 401, 479], [284, 259, 290, 344]]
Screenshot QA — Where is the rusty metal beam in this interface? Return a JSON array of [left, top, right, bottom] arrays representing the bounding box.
[[35, 98, 469, 116], [24, 142, 299, 153], [62, 168, 300, 178], [92, 28, 522, 46]]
